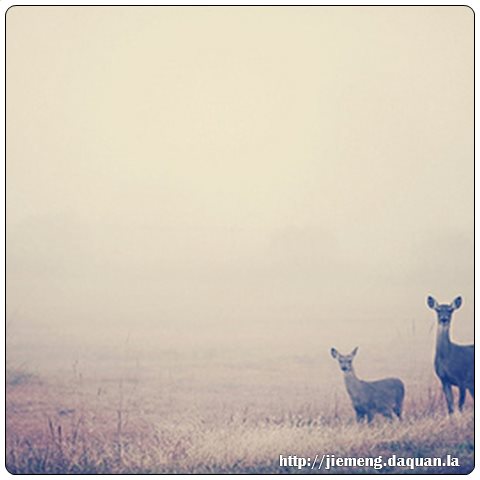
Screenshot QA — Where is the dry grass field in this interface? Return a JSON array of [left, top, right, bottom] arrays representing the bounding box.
[[6, 348, 474, 474]]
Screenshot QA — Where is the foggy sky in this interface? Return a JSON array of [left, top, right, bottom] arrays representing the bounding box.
[[6, 7, 474, 363]]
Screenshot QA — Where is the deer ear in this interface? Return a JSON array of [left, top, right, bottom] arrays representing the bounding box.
[[427, 296, 437, 309], [452, 296, 462, 310], [330, 348, 338, 359], [351, 346, 358, 356]]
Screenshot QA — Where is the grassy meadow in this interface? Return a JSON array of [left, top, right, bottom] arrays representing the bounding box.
[[5, 338, 474, 475]]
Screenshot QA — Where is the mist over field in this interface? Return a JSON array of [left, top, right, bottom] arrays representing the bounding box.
[[6, 6, 474, 474]]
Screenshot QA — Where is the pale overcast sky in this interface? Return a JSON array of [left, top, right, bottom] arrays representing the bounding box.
[[6, 7, 473, 363]]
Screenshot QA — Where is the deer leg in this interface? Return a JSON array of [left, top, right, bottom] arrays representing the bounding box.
[[366, 412, 374, 424], [393, 405, 402, 420], [355, 412, 364, 423], [354, 407, 365, 423], [458, 387, 466, 411], [442, 382, 454, 414]]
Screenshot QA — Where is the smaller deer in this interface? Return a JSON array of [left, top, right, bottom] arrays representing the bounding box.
[[427, 296, 474, 414], [330, 347, 405, 423]]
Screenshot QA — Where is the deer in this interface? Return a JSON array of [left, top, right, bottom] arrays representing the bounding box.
[[427, 295, 474, 414], [330, 347, 405, 423]]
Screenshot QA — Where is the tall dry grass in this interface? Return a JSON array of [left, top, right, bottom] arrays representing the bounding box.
[[6, 359, 474, 474]]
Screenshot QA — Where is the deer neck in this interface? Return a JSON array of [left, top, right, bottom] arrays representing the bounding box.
[[436, 323, 452, 357], [343, 369, 361, 394]]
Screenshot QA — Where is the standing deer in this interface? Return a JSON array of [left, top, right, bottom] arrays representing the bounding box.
[[427, 295, 474, 414], [330, 347, 405, 423]]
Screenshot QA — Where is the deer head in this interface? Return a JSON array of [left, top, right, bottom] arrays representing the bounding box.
[[331, 347, 358, 373], [427, 295, 462, 326]]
